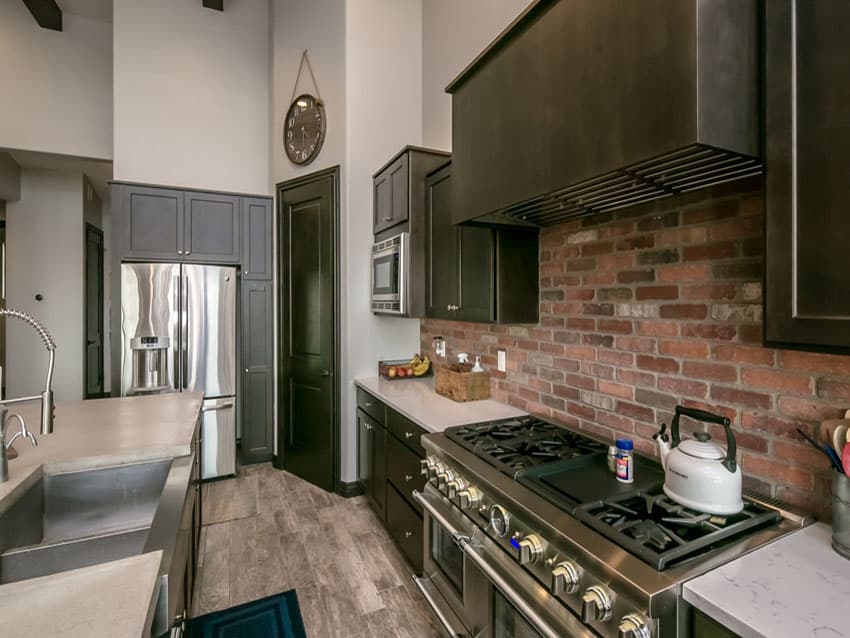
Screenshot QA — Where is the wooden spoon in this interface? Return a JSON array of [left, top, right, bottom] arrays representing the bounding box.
[[820, 419, 850, 450]]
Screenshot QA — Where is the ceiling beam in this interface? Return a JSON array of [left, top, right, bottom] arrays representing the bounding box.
[[22, 0, 62, 31], [202, 0, 223, 10]]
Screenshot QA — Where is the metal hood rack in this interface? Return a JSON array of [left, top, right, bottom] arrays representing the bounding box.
[[448, 0, 763, 227]]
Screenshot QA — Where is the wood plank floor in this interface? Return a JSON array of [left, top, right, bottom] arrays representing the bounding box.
[[193, 463, 441, 638]]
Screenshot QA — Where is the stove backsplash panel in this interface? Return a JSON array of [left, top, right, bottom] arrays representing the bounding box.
[[421, 176, 841, 518]]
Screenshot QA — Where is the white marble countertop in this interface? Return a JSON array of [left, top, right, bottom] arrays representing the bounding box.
[[684, 523, 850, 638], [354, 376, 526, 432], [0, 551, 163, 638], [0, 392, 202, 636]]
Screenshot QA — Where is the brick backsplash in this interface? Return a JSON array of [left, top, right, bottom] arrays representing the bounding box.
[[421, 177, 844, 518]]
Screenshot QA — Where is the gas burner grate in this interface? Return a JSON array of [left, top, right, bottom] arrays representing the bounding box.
[[576, 490, 781, 570]]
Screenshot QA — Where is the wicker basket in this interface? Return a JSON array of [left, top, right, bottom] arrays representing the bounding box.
[[435, 366, 491, 402]]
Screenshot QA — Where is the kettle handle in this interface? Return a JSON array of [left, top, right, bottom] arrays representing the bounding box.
[[670, 405, 737, 473]]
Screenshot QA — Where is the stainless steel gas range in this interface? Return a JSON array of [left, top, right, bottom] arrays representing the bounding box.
[[413, 416, 808, 638]]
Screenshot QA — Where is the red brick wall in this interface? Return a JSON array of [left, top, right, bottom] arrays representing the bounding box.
[[421, 177, 845, 517]]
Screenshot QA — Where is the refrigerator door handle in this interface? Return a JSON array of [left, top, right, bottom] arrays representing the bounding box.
[[174, 270, 182, 391], [182, 273, 189, 391], [202, 400, 235, 412]]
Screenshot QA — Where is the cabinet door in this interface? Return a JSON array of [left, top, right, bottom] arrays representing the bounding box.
[[455, 225, 495, 322], [765, 1, 850, 349], [373, 154, 409, 234], [241, 197, 272, 279], [371, 423, 387, 522], [386, 483, 423, 573], [425, 164, 456, 319], [241, 280, 274, 464], [184, 192, 240, 264], [122, 185, 184, 260], [357, 408, 374, 496]]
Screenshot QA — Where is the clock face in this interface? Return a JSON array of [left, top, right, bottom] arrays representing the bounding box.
[[284, 93, 326, 165]]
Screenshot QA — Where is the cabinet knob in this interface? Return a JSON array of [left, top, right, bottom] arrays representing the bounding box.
[[244, 368, 249, 373], [404, 531, 414, 539], [364, 423, 373, 431], [405, 432, 415, 440], [244, 270, 249, 275], [384, 216, 392, 222], [404, 474, 413, 482], [178, 250, 183, 255], [185, 250, 191, 255]]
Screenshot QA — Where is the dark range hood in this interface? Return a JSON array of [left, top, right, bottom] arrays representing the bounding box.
[[448, 0, 762, 227]]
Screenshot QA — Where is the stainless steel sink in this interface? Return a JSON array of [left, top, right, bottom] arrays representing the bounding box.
[[0, 459, 173, 584]]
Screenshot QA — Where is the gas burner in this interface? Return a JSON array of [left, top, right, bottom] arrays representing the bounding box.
[[575, 489, 782, 570]]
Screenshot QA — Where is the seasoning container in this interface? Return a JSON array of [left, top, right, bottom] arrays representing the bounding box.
[[615, 438, 634, 484], [607, 445, 618, 473]]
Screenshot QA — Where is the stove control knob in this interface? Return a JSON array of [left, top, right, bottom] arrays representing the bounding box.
[[446, 477, 467, 499], [510, 533, 543, 565], [581, 586, 613, 623], [489, 505, 510, 537], [420, 457, 434, 476], [437, 469, 455, 493], [618, 613, 650, 638], [429, 462, 445, 482], [551, 560, 581, 595], [457, 486, 482, 510]]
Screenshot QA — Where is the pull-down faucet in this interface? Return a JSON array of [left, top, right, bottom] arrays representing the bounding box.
[[0, 309, 56, 483]]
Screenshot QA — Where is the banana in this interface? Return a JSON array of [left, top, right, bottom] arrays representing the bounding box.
[[410, 354, 422, 366], [413, 356, 430, 377]]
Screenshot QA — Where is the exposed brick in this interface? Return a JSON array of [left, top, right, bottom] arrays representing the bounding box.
[[637, 249, 679, 265], [582, 303, 615, 316], [708, 217, 761, 241], [567, 318, 595, 331], [582, 241, 614, 256], [710, 385, 772, 409], [683, 241, 739, 262], [710, 303, 762, 323], [680, 323, 737, 340], [681, 283, 737, 300], [772, 439, 830, 468], [741, 368, 812, 395], [657, 263, 711, 282], [508, 326, 530, 337], [597, 254, 635, 271], [541, 394, 566, 411], [738, 324, 763, 344], [568, 401, 596, 420], [567, 229, 599, 244], [635, 388, 678, 410], [582, 333, 614, 347], [582, 361, 614, 380], [618, 369, 656, 387], [780, 350, 850, 376], [617, 303, 660, 319], [581, 391, 616, 411], [616, 235, 655, 251], [741, 454, 813, 491], [553, 384, 581, 401], [636, 320, 678, 337], [596, 318, 633, 334], [598, 350, 634, 366], [816, 378, 850, 401], [636, 285, 678, 300], [741, 237, 762, 257], [682, 360, 738, 382], [682, 200, 739, 224], [739, 281, 762, 301], [636, 354, 680, 374], [617, 269, 655, 284], [657, 227, 708, 247], [617, 400, 655, 423], [658, 340, 709, 359], [597, 287, 633, 301], [583, 271, 616, 286], [680, 400, 738, 423], [566, 257, 597, 271], [616, 336, 656, 352], [659, 304, 708, 320], [597, 410, 635, 432], [712, 344, 775, 366], [636, 212, 678, 231], [777, 397, 846, 422], [528, 352, 554, 367], [598, 221, 635, 239], [741, 412, 804, 439], [598, 380, 634, 400], [713, 260, 762, 280], [565, 288, 595, 301], [658, 376, 708, 398], [563, 345, 597, 361]]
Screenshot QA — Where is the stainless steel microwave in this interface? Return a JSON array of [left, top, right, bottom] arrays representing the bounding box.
[[371, 231, 408, 315]]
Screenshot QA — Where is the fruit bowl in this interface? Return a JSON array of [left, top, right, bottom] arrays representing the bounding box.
[[378, 356, 432, 380]]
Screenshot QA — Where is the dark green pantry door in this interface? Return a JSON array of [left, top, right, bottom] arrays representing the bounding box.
[[279, 172, 337, 492]]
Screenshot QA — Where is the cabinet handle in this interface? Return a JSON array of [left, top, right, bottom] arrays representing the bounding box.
[[404, 531, 414, 539], [404, 474, 413, 482], [384, 216, 392, 222], [405, 432, 415, 440], [447, 304, 452, 311], [365, 400, 372, 407], [364, 423, 373, 431]]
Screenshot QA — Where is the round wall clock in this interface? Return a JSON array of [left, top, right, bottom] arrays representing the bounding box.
[[284, 93, 326, 165]]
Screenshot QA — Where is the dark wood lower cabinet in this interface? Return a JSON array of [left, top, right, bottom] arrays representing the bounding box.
[[385, 483, 423, 573], [371, 422, 388, 521]]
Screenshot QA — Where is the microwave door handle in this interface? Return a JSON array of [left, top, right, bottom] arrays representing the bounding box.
[[459, 540, 565, 638], [412, 491, 467, 544]]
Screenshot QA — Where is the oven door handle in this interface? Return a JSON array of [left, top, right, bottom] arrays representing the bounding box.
[[459, 540, 565, 638], [412, 490, 468, 544]]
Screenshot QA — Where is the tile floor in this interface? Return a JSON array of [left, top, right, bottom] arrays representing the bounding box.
[[193, 463, 441, 637]]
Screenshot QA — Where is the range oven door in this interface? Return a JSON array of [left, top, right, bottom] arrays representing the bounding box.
[[414, 486, 595, 638]]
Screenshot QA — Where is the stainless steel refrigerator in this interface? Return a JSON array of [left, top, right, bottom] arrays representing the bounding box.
[[120, 263, 237, 479]]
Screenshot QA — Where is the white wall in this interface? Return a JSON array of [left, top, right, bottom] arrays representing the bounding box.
[[113, 0, 271, 195], [421, 0, 532, 150], [341, 0, 424, 481], [0, 1, 112, 160], [6, 169, 85, 402]]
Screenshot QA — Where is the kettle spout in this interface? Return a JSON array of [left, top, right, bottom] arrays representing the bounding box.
[[653, 423, 671, 470]]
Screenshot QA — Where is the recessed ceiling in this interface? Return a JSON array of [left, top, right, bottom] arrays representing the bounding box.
[[56, 0, 112, 23], [3, 148, 113, 203]]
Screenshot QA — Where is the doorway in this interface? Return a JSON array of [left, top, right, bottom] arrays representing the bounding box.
[[276, 167, 340, 492], [84, 223, 104, 398]]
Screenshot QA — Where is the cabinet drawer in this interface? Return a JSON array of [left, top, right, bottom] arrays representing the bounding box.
[[386, 433, 426, 514], [387, 409, 427, 456], [356, 387, 385, 423], [386, 483, 423, 574]]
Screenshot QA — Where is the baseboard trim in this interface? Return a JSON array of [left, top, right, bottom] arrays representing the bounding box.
[[337, 480, 364, 498]]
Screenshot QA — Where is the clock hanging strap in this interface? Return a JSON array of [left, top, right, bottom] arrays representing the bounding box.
[[289, 50, 323, 106]]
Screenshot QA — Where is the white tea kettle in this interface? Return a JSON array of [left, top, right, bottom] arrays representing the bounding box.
[[654, 405, 743, 515]]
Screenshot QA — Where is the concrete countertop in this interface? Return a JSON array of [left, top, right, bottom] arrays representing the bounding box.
[[0, 392, 203, 637], [354, 376, 526, 432], [683, 523, 850, 638]]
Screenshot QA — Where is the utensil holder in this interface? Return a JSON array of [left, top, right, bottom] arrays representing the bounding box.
[[832, 471, 850, 559]]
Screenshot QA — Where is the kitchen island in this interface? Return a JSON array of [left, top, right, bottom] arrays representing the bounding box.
[[0, 392, 203, 638]]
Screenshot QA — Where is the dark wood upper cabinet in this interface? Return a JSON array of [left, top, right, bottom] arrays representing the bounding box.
[[765, 0, 850, 349], [184, 191, 240, 264], [122, 185, 184, 260], [425, 162, 539, 324], [241, 197, 272, 280]]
